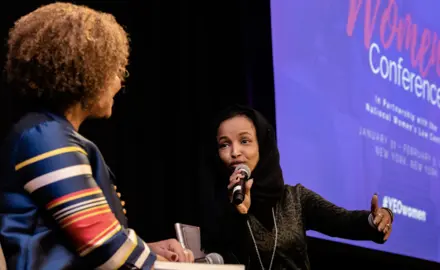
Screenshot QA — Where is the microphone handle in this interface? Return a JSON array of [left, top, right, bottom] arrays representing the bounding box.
[[194, 257, 206, 263], [195, 257, 210, 263], [232, 179, 246, 205]]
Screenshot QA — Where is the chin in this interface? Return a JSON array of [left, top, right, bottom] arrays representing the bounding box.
[[103, 109, 113, 118], [102, 111, 113, 118], [89, 109, 112, 119]]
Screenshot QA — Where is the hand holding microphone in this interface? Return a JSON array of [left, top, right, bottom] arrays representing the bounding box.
[[227, 164, 253, 214]]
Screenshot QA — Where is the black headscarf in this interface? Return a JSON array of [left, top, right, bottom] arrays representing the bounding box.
[[199, 104, 285, 262]]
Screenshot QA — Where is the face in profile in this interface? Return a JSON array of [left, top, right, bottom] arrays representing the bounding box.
[[89, 75, 122, 118], [217, 115, 260, 172]]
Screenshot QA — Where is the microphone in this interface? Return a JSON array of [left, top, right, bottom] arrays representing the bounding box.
[[194, 253, 224, 264], [231, 164, 251, 205]]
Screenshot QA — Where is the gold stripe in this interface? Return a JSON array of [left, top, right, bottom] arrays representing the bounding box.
[[80, 223, 122, 256], [61, 209, 111, 228], [48, 189, 103, 210], [97, 229, 138, 270], [59, 205, 109, 224], [119, 231, 138, 268], [78, 220, 119, 252], [15, 146, 87, 171]]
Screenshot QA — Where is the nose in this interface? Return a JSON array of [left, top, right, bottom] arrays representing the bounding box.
[[115, 75, 122, 91], [231, 144, 242, 159]]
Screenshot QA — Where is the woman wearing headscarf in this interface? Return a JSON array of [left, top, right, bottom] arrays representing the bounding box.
[[199, 104, 393, 270]]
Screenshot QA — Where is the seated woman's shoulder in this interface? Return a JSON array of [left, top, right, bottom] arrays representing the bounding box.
[[13, 112, 67, 136], [4, 112, 80, 159]]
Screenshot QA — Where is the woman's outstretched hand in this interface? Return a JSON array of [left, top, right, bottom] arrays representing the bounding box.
[[228, 170, 253, 214], [370, 194, 393, 241]]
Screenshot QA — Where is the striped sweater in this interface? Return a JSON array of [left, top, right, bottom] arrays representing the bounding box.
[[0, 111, 156, 269]]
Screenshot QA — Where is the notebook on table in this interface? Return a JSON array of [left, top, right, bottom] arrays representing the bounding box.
[[154, 261, 245, 270]]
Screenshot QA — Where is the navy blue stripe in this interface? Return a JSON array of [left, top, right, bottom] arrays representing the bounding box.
[[47, 187, 104, 214], [31, 175, 98, 207], [15, 122, 81, 164], [17, 151, 90, 187], [85, 229, 127, 267], [124, 235, 146, 266], [54, 200, 108, 220], [143, 252, 157, 269]]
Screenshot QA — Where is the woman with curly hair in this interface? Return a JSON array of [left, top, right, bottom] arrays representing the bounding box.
[[0, 3, 193, 269]]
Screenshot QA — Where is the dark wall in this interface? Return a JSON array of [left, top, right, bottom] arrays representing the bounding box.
[[0, 1, 438, 269], [0, 0, 247, 240]]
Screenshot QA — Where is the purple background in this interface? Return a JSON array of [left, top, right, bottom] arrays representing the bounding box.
[[271, 0, 440, 262]]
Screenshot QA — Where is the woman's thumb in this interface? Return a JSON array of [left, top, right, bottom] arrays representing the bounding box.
[[245, 179, 253, 195]]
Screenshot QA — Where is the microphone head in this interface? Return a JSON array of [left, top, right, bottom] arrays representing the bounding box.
[[205, 253, 224, 264], [234, 164, 251, 179]]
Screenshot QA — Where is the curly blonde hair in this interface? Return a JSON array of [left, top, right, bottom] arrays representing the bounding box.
[[5, 2, 130, 113]]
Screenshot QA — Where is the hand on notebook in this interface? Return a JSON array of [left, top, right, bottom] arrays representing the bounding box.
[[148, 239, 194, 263]]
